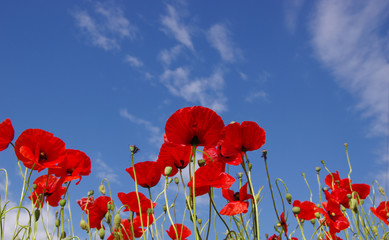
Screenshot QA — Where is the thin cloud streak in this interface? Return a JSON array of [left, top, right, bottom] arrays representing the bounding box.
[[95, 154, 120, 184], [207, 24, 238, 62], [310, 0, 389, 137], [124, 55, 144, 68]]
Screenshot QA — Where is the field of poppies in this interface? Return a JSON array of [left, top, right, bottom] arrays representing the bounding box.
[[0, 106, 388, 240]]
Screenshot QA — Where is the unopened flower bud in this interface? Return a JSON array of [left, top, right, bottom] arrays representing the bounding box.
[[379, 187, 385, 195], [197, 218, 202, 225], [80, 219, 87, 230], [262, 149, 267, 159], [373, 226, 378, 236], [130, 145, 139, 154], [386, 212, 389, 218], [88, 190, 94, 196], [198, 159, 206, 167], [341, 206, 346, 212], [168, 178, 173, 184], [292, 207, 300, 215], [321, 160, 325, 165], [106, 212, 111, 223], [147, 208, 153, 215], [300, 219, 305, 223], [61, 231, 66, 239], [34, 209, 40, 222], [164, 166, 173, 176], [55, 219, 61, 227], [315, 167, 321, 173], [99, 228, 105, 239], [314, 212, 321, 219], [286, 193, 292, 204], [248, 163, 253, 171], [174, 177, 179, 184], [238, 172, 243, 179], [99, 184, 106, 195], [59, 199, 66, 207], [230, 121, 236, 124], [344, 143, 348, 147], [163, 205, 167, 212], [346, 194, 352, 199], [310, 219, 316, 225], [322, 187, 329, 191], [114, 214, 121, 229], [276, 223, 281, 227], [107, 203, 112, 210], [32, 184, 37, 190]]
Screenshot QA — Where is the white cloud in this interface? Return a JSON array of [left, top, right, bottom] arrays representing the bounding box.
[[207, 24, 239, 62], [160, 67, 227, 112], [310, 0, 389, 137], [240, 72, 247, 80], [284, 0, 305, 33], [161, 5, 194, 51], [95, 154, 120, 184], [245, 91, 268, 103], [73, 3, 136, 51], [158, 45, 184, 66], [124, 55, 144, 68], [119, 109, 163, 147]]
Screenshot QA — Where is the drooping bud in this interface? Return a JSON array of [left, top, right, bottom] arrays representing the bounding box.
[[114, 214, 121, 229], [105, 212, 111, 224], [379, 187, 385, 195], [346, 194, 352, 199], [88, 190, 94, 196], [99, 184, 106, 195], [197, 218, 202, 225], [163, 205, 167, 212], [99, 228, 105, 239], [310, 219, 316, 225], [164, 166, 173, 176], [34, 209, 40, 222], [248, 163, 253, 171], [61, 231, 66, 239], [147, 208, 153, 215], [80, 219, 87, 230], [174, 177, 179, 184], [168, 178, 173, 184], [59, 199, 66, 207], [55, 219, 61, 227], [107, 203, 112, 210], [314, 212, 321, 219], [285, 193, 292, 204], [130, 145, 139, 154], [32, 184, 37, 190], [238, 172, 243, 179], [292, 206, 300, 215]]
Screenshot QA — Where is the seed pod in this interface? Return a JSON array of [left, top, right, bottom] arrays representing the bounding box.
[[292, 207, 300, 215], [314, 212, 321, 219], [88, 190, 94, 196], [80, 219, 87, 230], [59, 199, 66, 207], [174, 177, 179, 184], [164, 166, 173, 176], [99, 228, 105, 239], [315, 167, 321, 173]]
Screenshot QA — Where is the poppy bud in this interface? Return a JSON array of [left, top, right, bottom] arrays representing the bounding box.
[[373, 226, 378, 236], [164, 166, 173, 176], [99, 228, 105, 239], [262, 149, 267, 159], [379, 187, 385, 195], [346, 194, 352, 199], [147, 208, 153, 215], [59, 199, 66, 207], [314, 212, 321, 219], [174, 177, 179, 184], [197, 218, 202, 225], [198, 159, 205, 167], [229, 121, 236, 124], [310, 219, 315, 225], [32, 184, 37, 190], [321, 160, 325, 165], [322, 187, 329, 192], [130, 145, 139, 154], [386, 212, 389, 218], [292, 207, 300, 215], [163, 205, 167, 212], [107, 203, 112, 210], [80, 219, 87, 230], [99, 184, 106, 195], [106, 212, 111, 223], [300, 219, 305, 223], [61, 231, 66, 239], [276, 222, 281, 227], [315, 167, 321, 173], [34, 209, 40, 222], [55, 219, 60, 227], [88, 190, 94, 196], [114, 214, 121, 229], [341, 206, 346, 212], [248, 163, 253, 171], [301, 172, 305, 177], [285, 193, 292, 204], [344, 143, 348, 147], [168, 178, 173, 184], [316, 204, 320, 208], [238, 172, 243, 179]]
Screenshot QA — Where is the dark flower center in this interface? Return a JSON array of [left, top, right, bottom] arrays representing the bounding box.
[[39, 152, 48, 163], [233, 192, 240, 201], [191, 135, 200, 145]]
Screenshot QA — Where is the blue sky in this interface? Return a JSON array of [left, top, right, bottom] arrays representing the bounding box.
[[0, 0, 388, 239]]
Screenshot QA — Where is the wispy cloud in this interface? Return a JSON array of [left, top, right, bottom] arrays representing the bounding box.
[[95, 153, 120, 184], [119, 109, 163, 146], [160, 67, 227, 112], [207, 24, 240, 62], [310, 0, 389, 137], [245, 91, 268, 103], [73, 2, 136, 51], [158, 45, 184, 66], [284, 0, 305, 33], [124, 55, 144, 68], [161, 5, 194, 51]]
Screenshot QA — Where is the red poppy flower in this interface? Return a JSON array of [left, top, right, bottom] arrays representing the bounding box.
[[14, 129, 66, 171], [371, 201, 389, 225], [166, 224, 192, 240], [187, 161, 235, 196], [292, 200, 321, 220], [0, 118, 14, 151], [107, 214, 154, 240], [324, 171, 370, 208], [29, 174, 66, 208], [266, 234, 298, 240], [49, 149, 91, 185], [203, 143, 243, 166], [164, 106, 225, 147], [280, 212, 287, 236], [157, 143, 194, 177], [118, 192, 156, 214], [77, 196, 112, 229], [221, 121, 266, 157], [321, 196, 349, 235], [220, 182, 253, 216], [126, 161, 161, 188]]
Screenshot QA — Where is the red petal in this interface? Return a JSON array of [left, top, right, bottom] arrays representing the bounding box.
[[0, 118, 14, 151], [126, 161, 161, 188], [220, 201, 249, 215]]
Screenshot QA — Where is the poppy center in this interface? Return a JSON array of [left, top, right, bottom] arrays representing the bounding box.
[[233, 192, 240, 201], [191, 135, 200, 145], [39, 152, 48, 163]]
